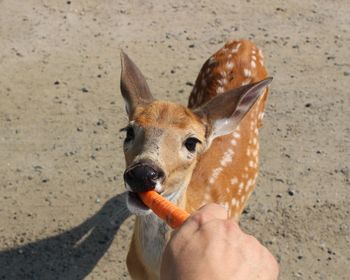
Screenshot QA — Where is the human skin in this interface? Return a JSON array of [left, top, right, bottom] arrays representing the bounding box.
[[160, 204, 279, 280]]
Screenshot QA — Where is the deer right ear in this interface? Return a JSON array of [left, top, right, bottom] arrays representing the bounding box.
[[120, 51, 155, 119], [194, 78, 272, 142]]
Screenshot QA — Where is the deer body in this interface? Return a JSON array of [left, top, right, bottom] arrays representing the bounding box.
[[120, 40, 270, 280], [186, 40, 268, 218]]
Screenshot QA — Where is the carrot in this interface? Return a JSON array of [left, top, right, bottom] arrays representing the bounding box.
[[139, 191, 190, 229]]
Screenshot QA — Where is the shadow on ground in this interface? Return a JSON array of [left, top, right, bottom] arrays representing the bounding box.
[[0, 193, 131, 280]]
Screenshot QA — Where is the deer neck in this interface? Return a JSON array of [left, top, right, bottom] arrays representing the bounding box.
[[134, 178, 190, 273]]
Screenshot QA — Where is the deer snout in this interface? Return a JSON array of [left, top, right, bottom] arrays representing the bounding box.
[[124, 161, 165, 192]]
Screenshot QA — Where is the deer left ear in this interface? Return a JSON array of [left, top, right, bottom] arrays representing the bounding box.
[[194, 78, 272, 141], [120, 51, 155, 119]]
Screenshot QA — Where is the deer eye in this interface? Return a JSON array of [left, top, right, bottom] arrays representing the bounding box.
[[184, 137, 201, 152], [121, 126, 135, 143]]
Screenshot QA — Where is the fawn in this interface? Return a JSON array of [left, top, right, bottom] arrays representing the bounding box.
[[119, 39, 271, 279]]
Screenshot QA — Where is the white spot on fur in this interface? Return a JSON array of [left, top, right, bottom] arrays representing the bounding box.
[[209, 167, 223, 184], [218, 79, 228, 86], [245, 179, 254, 191], [246, 148, 251, 157], [230, 138, 237, 146], [243, 68, 252, 77], [220, 149, 234, 167], [220, 71, 227, 78], [258, 49, 264, 58], [231, 42, 241, 53], [241, 79, 251, 86], [258, 112, 265, 120], [230, 176, 238, 185], [231, 198, 237, 206], [251, 60, 256, 68], [233, 131, 241, 139], [217, 86, 225, 94], [226, 61, 234, 70]]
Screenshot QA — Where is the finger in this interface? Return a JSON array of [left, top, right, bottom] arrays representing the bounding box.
[[196, 203, 228, 221]]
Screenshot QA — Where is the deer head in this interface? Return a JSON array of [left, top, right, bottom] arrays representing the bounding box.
[[119, 51, 272, 214]]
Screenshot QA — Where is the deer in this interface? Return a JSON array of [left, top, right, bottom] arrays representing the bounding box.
[[119, 39, 271, 280]]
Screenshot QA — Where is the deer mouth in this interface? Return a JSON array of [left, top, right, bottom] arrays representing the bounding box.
[[126, 181, 164, 215], [126, 191, 151, 215]]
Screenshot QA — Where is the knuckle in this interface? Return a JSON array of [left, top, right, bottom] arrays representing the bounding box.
[[191, 211, 212, 226], [223, 219, 240, 233]]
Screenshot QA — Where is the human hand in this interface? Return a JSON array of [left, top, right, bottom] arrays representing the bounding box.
[[160, 203, 279, 280]]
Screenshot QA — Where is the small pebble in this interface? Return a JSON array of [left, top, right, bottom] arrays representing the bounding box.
[[288, 189, 295, 196]]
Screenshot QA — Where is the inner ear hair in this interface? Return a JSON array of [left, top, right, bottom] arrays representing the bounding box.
[[194, 78, 273, 139]]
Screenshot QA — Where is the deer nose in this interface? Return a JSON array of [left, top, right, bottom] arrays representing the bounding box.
[[124, 163, 164, 192]]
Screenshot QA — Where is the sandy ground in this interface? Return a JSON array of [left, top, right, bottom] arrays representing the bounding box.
[[0, 0, 349, 279]]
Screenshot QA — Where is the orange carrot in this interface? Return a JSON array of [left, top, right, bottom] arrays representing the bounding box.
[[139, 191, 190, 229]]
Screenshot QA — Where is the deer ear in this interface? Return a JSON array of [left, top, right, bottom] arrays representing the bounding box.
[[120, 51, 155, 119], [194, 78, 272, 140]]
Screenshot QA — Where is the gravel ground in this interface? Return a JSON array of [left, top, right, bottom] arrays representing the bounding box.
[[0, 0, 349, 279]]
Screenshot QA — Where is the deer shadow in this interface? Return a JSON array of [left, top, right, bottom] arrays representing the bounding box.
[[0, 192, 131, 280]]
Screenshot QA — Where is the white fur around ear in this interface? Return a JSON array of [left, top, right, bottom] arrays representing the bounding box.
[[195, 78, 272, 141], [211, 118, 233, 139]]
